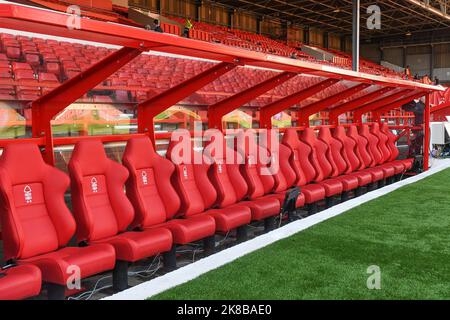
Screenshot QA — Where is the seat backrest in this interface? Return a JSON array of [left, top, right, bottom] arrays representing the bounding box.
[[68, 140, 134, 243], [260, 135, 297, 193], [359, 124, 383, 166], [301, 128, 333, 182], [235, 130, 275, 200], [281, 129, 316, 186], [166, 133, 217, 216], [206, 133, 248, 208], [347, 125, 371, 169], [0, 143, 75, 260], [122, 136, 180, 230], [318, 127, 347, 177], [333, 126, 361, 174], [380, 123, 400, 161], [371, 123, 392, 164]]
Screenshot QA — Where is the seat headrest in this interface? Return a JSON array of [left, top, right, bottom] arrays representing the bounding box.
[[123, 136, 157, 169], [70, 140, 110, 176], [282, 128, 300, 147], [371, 122, 380, 133], [347, 125, 359, 137], [359, 124, 370, 136], [0, 143, 46, 183], [301, 127, 316, 145], [318, 127, 332, 143], [333, 126, 347, 139]]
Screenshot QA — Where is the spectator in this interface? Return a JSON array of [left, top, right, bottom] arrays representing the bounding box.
[[434, 77, 440, 85], [183, 17, 193, 38], [405, 65, 412, 79], [414, 73, 420, 80], [290, 52, 298, 60], [401, 99, 425, 159], [153, 19, 163, 33], [422, 74, 433, 85]]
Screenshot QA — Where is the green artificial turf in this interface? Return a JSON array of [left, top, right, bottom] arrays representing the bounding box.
[[153, 168, 450, 300]]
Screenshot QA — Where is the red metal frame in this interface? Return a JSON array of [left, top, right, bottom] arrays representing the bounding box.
[[259, 79, 340, 129], [298, 83, 371, 127], [207, 72, 297, 129], [0, 2, 444, 172], [352, 89, 415, 124], [137, 62, 236, 141], [328, 87, 396, 125], [424, 94, 431, 171], [32, 47, 142, 164]]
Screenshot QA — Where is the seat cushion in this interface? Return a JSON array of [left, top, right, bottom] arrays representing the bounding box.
[[207, 205, 251, 233], [319, 179, 343, 197], [378, 164, 396, 178], [396, 158, 414, 171], [20, 244, 115, 285], [364, 167, 385, 181], [350, 171, 373, 186], [390, 161, 406, 174], [240, 195, 281, 221], [94, 229, 172, 263], [163, 215, 216, 245], [0, 265, 41, 300], [335, 175, 359, 191], [301, 184, 326, 204]]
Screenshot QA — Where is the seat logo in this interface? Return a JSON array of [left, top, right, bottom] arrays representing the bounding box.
[[141, 171, 148, 185], [24, 185, 32, 204], [182, 166, 188, 179], [90, 177, 98, 193]]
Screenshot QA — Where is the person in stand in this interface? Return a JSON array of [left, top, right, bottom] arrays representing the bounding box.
[[153, 19, 163, 33], [422, 74, 433, 85], [434, 77, 440, 86], [183, 17, 193, 38], [405, 65, 412, 79]]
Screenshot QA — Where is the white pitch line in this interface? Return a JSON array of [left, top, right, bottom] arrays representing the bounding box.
[[103, 159, 450, 300]]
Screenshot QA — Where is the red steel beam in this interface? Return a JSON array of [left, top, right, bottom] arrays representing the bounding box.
[[352, 89, 414, 124], [431, 101, 450, 114], [298, 83, 371, 127], [376, 92, 427, 115], [328, 87, 396, 125], [137, 62, 236, 140], [259, 78, 340, 129], [207, 72, 297, 129], [32, 46, 142, 164]]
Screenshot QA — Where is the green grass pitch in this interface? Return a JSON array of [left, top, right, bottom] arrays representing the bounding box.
[[152, 168, 450, 300]]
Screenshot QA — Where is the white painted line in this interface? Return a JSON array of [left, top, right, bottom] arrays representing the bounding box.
[[103, 159, 450, 300]]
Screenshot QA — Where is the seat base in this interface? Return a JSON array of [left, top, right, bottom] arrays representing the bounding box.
[[207, 205, 251, 233], [0, 265, 41, 300], [20, 244, 116, 285], [162, 215, 216, 245]]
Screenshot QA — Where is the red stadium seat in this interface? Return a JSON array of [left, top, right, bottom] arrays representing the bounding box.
[[122, 136, 217, 268], [205, 132, 279, 231], [0, 265, 41, 300], [282, 129, 326, 212], [68, 140, 173, 292], [0, 143, 116, 300], [333, 126, 373, 192], [166, 134, 251, 236]]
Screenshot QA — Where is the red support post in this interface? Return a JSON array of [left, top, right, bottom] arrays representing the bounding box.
[[207, 72, 297, 129], [137, 62, 236, 140], [352, 89, 413, 124], [32, 47, 143, 164], [298, 83, 370, 127], [424, 93, 431, 172], [259, 78, 340, 129], [328, 87, 395, 125]]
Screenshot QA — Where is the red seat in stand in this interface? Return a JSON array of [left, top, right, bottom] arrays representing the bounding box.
[[318, 127, 360, 201], [0, 143, 116, 300], [0, 265, 41, 300], [166, 133, 251, 240], [206, 131, 280, 232], [68, 140, 173, 292], [333, 126, 373, 193], [122, 136, 218, 269], [282, 129, 326, 213]]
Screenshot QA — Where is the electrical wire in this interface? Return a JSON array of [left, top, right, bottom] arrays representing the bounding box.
[[67, 275, 112, 301]]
